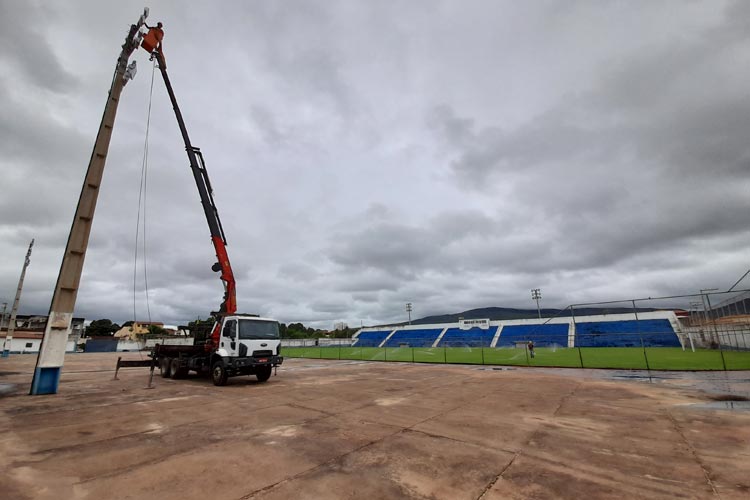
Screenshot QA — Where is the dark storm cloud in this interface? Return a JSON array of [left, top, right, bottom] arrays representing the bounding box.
[[426, 2, 750, 286], [0, 2, 78, 92], [2, 1, 749, 329]]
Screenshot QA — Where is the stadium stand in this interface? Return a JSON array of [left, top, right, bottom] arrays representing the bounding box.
[[383, 328, 443, 347], [353, 330, 393, 347], [498, 324, 569, 347], [575, 319, 680, 347], [438, 326, 498, 347]]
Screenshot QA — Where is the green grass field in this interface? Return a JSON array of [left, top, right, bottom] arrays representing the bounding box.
[[282, 346, 750, 370]]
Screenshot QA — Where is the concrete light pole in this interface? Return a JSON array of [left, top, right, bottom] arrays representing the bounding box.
[[406, 303, 412, 325], [531, 289, 542, 320], [31, 9, 149, 394], [2, 239, 34, 358]]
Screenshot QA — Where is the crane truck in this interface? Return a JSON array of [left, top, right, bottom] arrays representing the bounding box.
[[129, 21, 283, 386]]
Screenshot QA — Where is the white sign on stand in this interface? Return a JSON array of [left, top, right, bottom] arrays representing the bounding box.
[[459, 318, 491, 330]]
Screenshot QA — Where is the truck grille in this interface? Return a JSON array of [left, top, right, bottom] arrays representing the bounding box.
[[253, 350, 273, 357]]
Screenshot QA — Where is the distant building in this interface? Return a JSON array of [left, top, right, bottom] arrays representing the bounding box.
[[0, 314, 85, 354]]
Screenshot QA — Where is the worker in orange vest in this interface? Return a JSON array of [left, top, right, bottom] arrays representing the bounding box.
[[142, 22, 164, 54]]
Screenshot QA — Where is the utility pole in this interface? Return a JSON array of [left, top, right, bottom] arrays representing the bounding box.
[[1, 302, 7, 332], [531, 288, 542, 320], [2, 240, 34, 358], [31, 10, 149, 395], [406, 303, 412, 325]]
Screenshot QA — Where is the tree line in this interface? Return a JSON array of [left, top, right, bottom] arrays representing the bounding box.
[[85, 318, 358, 339], [84, 319, 166, 337]]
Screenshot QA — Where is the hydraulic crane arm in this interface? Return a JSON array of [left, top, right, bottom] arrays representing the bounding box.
[[146, 43, 237, 318]]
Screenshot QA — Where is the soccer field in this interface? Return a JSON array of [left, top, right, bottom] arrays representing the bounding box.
[[283, 346, 750, 370]]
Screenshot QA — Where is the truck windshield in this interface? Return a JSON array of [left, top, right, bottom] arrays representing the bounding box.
[[238, 320, 279, 339]]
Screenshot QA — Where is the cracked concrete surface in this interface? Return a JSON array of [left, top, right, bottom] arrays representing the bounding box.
[[0, 354, 749, 499]]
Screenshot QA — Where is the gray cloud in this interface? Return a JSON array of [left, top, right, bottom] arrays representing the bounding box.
[[2, 1, 749, 330]]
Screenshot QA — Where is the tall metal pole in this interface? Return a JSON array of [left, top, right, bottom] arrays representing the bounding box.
[[406, 303, 412, 325], [700, 288, 719, 345], [2, 240, 34, 357], [30, 10, 148, 395], [531, 289, 542, 319]]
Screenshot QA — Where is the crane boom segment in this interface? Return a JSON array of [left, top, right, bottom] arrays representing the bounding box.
[[147, 45, 237, 317]]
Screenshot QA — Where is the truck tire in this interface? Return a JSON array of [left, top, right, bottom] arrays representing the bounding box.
[[256, 366, 272, 383], [160, 358, 172, 378], [212, 361, 228, 386], [170, 358, 184, 379]]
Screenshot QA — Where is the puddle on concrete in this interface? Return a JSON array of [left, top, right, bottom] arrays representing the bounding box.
[[0, 383, 17, 397], [687, 401, 750, 411]]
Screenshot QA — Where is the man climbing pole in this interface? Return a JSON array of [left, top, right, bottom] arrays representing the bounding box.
[[142, 22, 164, 54]]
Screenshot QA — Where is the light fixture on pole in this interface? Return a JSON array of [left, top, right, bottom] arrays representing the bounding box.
[[406, 303, 412, 325], [531, 289, 542, 320]]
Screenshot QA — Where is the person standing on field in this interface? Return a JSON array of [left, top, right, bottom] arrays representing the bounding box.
[[527, 340, 535, 358]]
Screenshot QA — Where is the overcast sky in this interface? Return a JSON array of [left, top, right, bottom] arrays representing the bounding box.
[[1, 0, 749, 329]]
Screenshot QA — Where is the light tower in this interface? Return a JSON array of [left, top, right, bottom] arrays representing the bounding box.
[[531, 288, 542, 320], [406, 303, 412, 325], [2, 239, 34, 358]]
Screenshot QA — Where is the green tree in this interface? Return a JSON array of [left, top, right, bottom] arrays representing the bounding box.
[[148, 324, 167, 336], [85, 319, 120, 337], [281, 322, 317, 339]]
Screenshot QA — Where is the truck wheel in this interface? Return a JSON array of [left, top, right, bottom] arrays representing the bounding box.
[[170, 358, 183, 379], [256, 366, 272, 383], [212, 361, 228, 386], [160, 358, 172, 378]]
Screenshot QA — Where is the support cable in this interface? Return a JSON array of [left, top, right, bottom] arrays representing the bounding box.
[[728, 267, 750, 292], [133, 59, 156, 328]]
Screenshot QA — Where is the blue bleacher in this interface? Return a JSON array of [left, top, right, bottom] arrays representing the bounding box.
[[575, 319, 679, 347], [497, 324, 569, 347], [438, 326, 498, 347], [383, 328, 443, 347], [353, 330, 392, 347]]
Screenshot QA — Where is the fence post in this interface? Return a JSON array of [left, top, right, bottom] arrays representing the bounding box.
[[524, 345, 529, 366], [571, 306, 584, 368], [632, 300, 652, 382], [705, 294, 727, 371]]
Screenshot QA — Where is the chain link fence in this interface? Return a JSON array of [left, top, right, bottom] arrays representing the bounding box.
[[283, 290, 750, 371]]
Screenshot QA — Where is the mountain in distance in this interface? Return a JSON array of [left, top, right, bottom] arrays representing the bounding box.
[[383, 305, 662, 328]]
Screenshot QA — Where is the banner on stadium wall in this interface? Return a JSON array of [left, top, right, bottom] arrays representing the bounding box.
[[459, 318, 491, 330]]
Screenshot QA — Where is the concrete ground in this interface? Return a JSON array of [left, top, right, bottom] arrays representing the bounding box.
[[0, 353, 749, 500]]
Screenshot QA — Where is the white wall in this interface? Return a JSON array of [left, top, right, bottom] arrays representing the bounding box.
[[4, 338, 42, 354]]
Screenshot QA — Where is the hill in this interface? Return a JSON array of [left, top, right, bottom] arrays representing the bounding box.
[[374, 306, 662, 328]]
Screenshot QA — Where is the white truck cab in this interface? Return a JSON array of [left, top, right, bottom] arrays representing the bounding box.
[[211, 314, 283, 385]]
